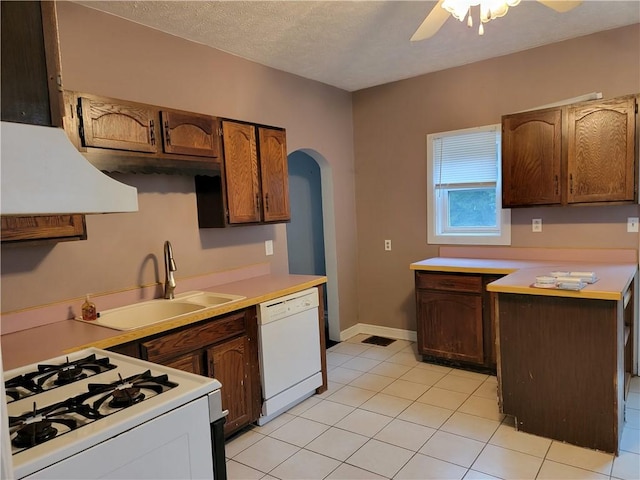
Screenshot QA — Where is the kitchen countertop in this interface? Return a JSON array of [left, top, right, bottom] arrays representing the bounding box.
[[411, 258, 637, 301], [1, 274, 326, 370]]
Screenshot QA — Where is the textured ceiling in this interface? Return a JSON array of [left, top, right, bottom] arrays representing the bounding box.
[[75, 1, 640, 92]]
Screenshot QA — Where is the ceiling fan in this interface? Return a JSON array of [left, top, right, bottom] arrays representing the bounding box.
[[411, 0, 583, 40]]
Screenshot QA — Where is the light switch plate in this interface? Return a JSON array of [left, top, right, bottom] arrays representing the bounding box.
[[627, 217, 639, 233], [265, 240, 274, 256]]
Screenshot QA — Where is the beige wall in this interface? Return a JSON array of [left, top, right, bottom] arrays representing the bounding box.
[[2, 5, 639, 340], [0, 2, 358, 332], [353, 24, 640, 333]]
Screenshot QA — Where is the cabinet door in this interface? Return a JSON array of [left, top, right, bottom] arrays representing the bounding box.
[[502, 108, 562, 207], [416, 290, 484, 364], [160, 111, 220, 158], [79, 96, 159, 153], [163, 351, 204, 376], [207, 336, 253, 436], [222, 121, 261, 224], [567, 96, 637, 204], [1, 214, 86, 244], [258, 127, 291, 222], [1, 1, 63, 127]]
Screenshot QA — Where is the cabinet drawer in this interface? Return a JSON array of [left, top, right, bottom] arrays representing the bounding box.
[[141, 311, 246, 363], [416, 272, 482, 293]]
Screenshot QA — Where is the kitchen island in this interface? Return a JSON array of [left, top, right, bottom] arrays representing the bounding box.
[[487, 264, 636, 454], [411, 248, 637, 454]]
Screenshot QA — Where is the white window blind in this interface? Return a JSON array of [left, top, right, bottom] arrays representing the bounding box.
[[433, 129, 499, 188]]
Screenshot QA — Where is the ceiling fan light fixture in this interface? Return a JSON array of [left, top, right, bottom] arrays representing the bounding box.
[[442, 0, 521, 34]]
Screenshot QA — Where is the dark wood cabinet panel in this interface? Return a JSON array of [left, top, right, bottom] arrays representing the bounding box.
[[1, 2, 86, 244], [222, 120, 261, 224], [502, 108, 562, 207], [120, 308, 260, 437], [502, 94, 638, 207], [79, 96, 158, 153], [141, 312, 245, 364], [415, 271, 502, 371], [567, 96, 636, 204], [161, 111, 220, 158], [64, 92, 223, 174], [497, 292, 623, 453], [1, 215, 86, 244], [196, 121, 291, 227], [416, 272, 483, 293], [258, 127, 290, 222], [417, 290, 484, 364], [207, 336, 253, 436], [163, 351, 204, 375], [1, 1, 62, 127]]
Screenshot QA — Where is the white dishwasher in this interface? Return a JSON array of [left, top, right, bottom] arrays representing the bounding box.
[[257, 287, 322, 425]]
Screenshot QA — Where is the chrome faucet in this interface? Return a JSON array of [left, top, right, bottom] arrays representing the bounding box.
[[164, 240, 177, 299]]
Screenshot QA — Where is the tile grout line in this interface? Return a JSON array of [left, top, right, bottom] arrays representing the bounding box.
[[229, 342, 637, 480]]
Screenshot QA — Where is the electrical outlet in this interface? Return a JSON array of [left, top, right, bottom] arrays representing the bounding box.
[[265, 240, 274, 256], [627, 217, 639, 233], [384, 239, 391, 251], [532, 218, 542, 233]]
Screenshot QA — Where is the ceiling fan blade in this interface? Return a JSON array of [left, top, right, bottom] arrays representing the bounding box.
[[537, 0, 583, 13], [411, 0, 451, 42]]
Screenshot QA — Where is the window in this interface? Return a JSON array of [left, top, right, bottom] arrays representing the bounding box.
[[427, 125, 511, 245]]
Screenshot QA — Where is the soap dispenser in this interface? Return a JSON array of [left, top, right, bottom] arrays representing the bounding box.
[[81, 294, 97, 321]]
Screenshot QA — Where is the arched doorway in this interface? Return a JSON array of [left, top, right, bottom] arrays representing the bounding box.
[[286, 149, 340, 343]]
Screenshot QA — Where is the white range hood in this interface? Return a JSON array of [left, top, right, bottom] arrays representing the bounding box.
[[0, 121, 138, 215]]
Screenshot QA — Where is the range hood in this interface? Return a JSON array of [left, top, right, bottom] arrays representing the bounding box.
[[1, 121, 138, 215]]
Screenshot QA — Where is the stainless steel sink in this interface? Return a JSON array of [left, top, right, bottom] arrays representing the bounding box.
[[77, 291, 245, 331]]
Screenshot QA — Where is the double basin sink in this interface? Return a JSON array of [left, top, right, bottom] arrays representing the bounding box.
[[77, 291, 246, 331]]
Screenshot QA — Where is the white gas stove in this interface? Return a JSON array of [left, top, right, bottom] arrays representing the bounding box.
[[3, 347, 226, 479]]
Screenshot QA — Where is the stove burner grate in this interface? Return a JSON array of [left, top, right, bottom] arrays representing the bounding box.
[[9, 401, 85, 450], [7, 368, 179, 452], [84, 370, 178, 412], [4, 354, 117, 402]]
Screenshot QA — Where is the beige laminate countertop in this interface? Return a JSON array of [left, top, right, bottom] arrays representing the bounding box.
[[411, 258, 637, 301], [1, 274, 326, 370]]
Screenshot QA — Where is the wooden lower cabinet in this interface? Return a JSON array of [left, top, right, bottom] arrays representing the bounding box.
[[207, 336, 253, 435], [417, 289, 483, 364], [163, 351, 203, 375], [497, 290, 629, 454], [110, 308, 260, 437], [415, 271, 502, 371]]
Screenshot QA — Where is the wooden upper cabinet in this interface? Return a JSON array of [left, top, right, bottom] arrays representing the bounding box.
[[502, 94, 638, 207], [502, 108, 562, 207], [1, 1, 63, 127], [69, 92, 223, 173], [78, 95, 159, 153], [567, 96, 637, 204], [160, 111, 220, 158], [222, 120, 262, 224], [258, 127, 290, 222], [1, 215, 86, 244], [195, 121, 291, 227], [0, 2, 87, 245]]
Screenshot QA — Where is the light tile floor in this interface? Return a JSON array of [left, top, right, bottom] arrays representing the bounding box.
[[226, 334, 640, 480]]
